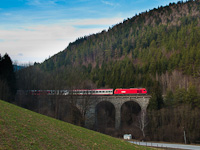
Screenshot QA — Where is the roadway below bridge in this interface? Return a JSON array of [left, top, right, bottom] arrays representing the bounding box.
[[130, 141, 200, 150]]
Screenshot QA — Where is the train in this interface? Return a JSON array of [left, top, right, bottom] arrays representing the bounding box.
[[22, 88, 147, 96]]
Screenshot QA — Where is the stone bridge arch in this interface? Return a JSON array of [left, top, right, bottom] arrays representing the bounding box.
[[95, 101, 116, 130], [84, 95, 150, 129], [121, 100, 142, 129]]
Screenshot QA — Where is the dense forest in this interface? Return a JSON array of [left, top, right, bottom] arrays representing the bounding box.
[[6, 0, 200, 143], [18, 0, 200, 94]]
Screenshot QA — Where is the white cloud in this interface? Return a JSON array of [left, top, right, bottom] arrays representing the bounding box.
[[101, 0, 115, 6], [0, 17, 123, 64]]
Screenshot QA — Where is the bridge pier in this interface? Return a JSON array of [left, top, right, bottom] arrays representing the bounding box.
[[115, 105, 121, 129], [84, 104, 96, 129]]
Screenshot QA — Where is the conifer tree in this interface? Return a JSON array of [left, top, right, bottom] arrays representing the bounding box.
[[0, 53, 16, 102], [148, 81, 164, 110]]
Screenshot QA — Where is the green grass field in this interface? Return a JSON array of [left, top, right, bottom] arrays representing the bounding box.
[[0, 100, 153, 150]]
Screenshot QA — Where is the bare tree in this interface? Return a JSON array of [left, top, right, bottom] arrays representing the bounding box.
[[135, 109, 149, 138], [69, 90, 96, 126], [79, 94, 95, 121]]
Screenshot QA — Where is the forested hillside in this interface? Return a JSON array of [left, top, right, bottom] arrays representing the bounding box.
[[18, 0, 200, 94]]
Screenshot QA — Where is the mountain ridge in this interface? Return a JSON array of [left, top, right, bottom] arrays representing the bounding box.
[[42, 0, 200, 68]]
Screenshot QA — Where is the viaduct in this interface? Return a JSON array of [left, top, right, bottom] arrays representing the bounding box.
[[67, 95, 150, 129], [16, 93, 151, 129]]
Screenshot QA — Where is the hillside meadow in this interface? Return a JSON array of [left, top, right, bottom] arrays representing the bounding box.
[[0, 100, 153, 150]]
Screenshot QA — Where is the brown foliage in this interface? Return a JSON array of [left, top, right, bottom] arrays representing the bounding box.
[[147, 105, 200, 143]]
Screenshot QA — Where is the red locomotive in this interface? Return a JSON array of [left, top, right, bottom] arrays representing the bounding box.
[[114, 88, 147, 95]]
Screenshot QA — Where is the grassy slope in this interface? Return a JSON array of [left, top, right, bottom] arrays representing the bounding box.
[[0, 100, 153, 150]]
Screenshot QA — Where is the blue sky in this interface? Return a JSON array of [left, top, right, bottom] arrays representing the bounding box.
[[0, 0, 183, 64]]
